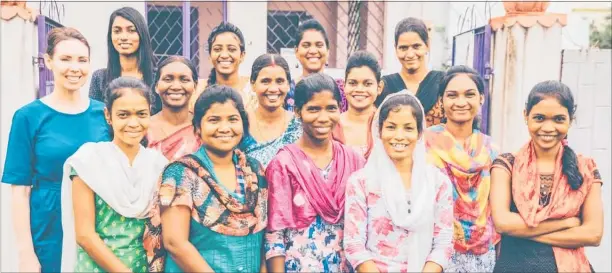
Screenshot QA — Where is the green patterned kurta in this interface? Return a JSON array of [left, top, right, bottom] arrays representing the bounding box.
[[72, 168, 149, 273]]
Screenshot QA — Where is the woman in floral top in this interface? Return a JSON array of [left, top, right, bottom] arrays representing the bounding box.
[[344, 91, 453, 273], [265, 73, 365, 273]]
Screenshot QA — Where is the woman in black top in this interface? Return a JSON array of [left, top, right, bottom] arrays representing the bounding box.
[[89, 7, 158, 113], [376, 17, 444, 127]]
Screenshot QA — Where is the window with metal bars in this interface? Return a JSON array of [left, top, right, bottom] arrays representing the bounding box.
[[146, 4, 200, 72]]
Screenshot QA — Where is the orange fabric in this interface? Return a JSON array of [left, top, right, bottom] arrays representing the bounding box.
[[147, 124, 201, 161], [509, 141, 601, 272], [490, 13, 567, 31], [335, 114, 375, 159]]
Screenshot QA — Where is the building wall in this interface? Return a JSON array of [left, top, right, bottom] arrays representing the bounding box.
[[148, 1, 224, 79], [267, 1, 339, 68], [561, 49, 612, 273]]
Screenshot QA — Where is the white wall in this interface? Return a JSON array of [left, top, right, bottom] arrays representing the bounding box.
[[0, 18, 38, 273], [227, 0, 267, 77], [383, 1, 451, 74], [562, 49, 612, 272]]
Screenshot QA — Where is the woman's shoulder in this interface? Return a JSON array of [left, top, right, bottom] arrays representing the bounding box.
[[575, 154, 602, 182], [266, 144, 298, 169], [381, 72, 401, 81], [428, 70, 446, 79], [89, 99, 106, 110], [90, 68, 107, 83], [426, 164, 453, 189], [491, 152, 516, 174], [13, 100, 47, 118]]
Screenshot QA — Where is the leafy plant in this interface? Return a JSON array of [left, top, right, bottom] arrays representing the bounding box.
[[590, 14, 611, 49]]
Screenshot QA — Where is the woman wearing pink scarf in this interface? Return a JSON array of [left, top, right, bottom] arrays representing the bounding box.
[[264, 73, 365, 273]]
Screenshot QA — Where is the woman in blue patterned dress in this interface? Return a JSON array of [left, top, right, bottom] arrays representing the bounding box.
[[242, 53, 302, 167]]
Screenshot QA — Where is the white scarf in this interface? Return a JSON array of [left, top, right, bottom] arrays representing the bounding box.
[[364, 90, 440, 272], [60, 141, 168, 272]]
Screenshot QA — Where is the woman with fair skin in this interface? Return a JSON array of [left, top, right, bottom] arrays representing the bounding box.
[[89, 7, 157, 113], [1, 27, 108, 272], [189, 22, 253, 112], [148, 56, 201, 160], [145, 86, 268, 272], [425, 66, 499, 272], [242, 54, 302, 168], [344, 91, 453, 273], [332, 51, 383, 157], [265, 73, 365, 273], [284, 19, 348, 113], [376, 17, 445, 127], [60, 77, 168, 272], [490, 81, 603, 272]]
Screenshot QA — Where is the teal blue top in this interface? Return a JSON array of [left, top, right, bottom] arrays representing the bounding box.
[[161, 147, 265, 273], [165, 220, 263, 273]]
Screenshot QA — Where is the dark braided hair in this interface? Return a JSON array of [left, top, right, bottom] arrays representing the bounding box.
[[525, 80, 582, 190], [206, 22, 245, 86]]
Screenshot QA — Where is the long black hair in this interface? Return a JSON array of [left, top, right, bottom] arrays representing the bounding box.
[[438, 65, 485, 130], [250, 53, 292, 84], [105, 77, 154, 147], [525, 80, 582, 190], [206, 22, 245, 86], [105, 7, 157, 112]]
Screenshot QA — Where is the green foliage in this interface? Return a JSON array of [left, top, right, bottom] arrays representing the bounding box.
[[590, 14, 612, 49]]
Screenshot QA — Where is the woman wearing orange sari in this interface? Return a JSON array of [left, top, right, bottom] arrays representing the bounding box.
[[490, 81, 603, 272], [148, 56, 201, 160]]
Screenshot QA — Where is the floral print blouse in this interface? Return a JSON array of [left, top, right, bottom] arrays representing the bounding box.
[[264, 165, 352, 273], [343, 169, 454, 272]]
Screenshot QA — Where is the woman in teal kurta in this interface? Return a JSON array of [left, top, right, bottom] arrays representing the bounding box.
[[144, 85, 268, 273]]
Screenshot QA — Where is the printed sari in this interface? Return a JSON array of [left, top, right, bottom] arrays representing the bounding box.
[[143, 147, 267, 272], [241, 116, 302, 168], [264, 141, 365, 272], [147, 124, 201, 161]]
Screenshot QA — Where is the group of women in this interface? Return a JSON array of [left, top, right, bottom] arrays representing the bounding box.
[[1, 6, 604, 273]]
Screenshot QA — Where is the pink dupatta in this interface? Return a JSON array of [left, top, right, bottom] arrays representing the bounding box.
[[266, 140, 365, 231], [147, 125, 201, 160]]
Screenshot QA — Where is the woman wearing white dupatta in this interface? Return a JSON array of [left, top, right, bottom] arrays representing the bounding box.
[[60, 77, 168, 272], [344, 90, 454, 273]]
